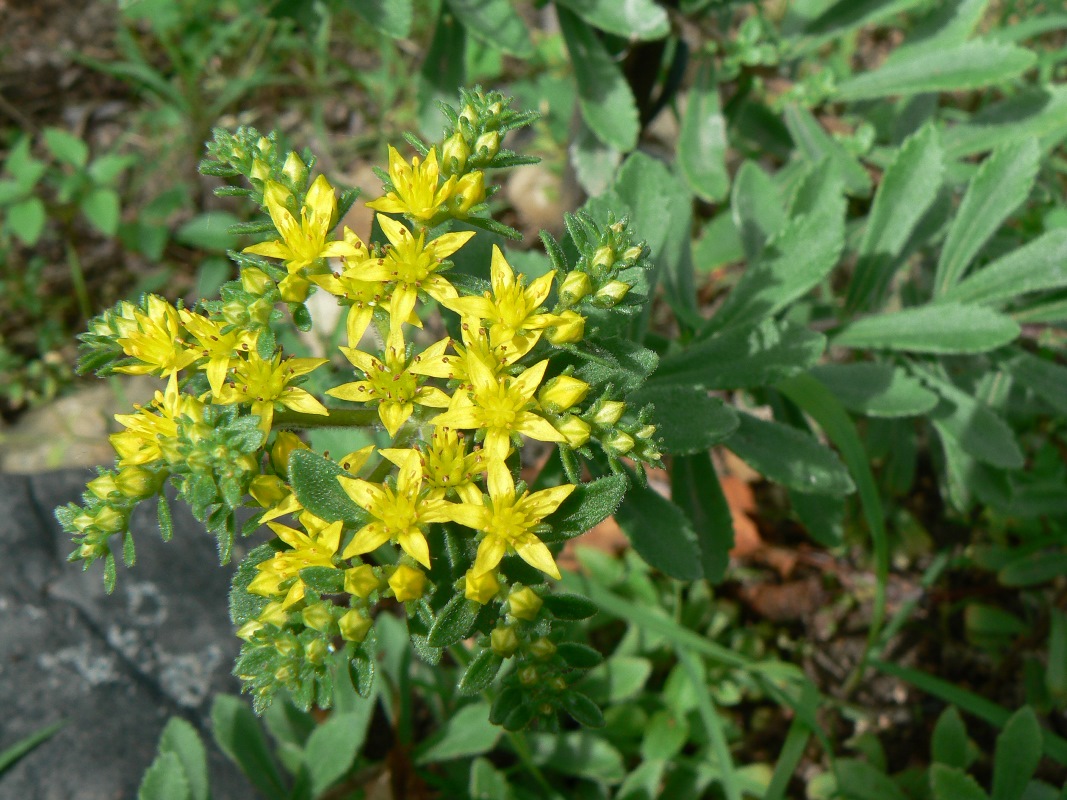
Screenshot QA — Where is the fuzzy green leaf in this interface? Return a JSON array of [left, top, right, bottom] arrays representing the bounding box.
[[138, 751, 190, 800], [670, 452, 734, 584], [1005, 351, 1067, 415], [939, 229, 1067, 307], [803, 0, 927, 37], [458, 649, 503, 696], [930, 765, 989, 800], [289, 450, 367, 526], [445, 0, 532, 56], [352, 0, 412, 38], [810, 363, 938, 417], [541, 593, 599, 620], [731, 160, 786, 262], [678, 55, 728, 202], [305, 702, 376, 798], [932, 706, 971, 769], [783, 105, 872, 197], [555, 0, 669, 40], [158, 719, 208, 800], [560, 691, 605, 728], [921, 371, 1025, 470], [543, 474, 628, 543], [834, 303, 1020, 354], [211, 695, 287, 800], [615, 483, 704, 580], [417, 702, 501, 763], [427, 595, 479, 648], [630, 385, 738, 455]]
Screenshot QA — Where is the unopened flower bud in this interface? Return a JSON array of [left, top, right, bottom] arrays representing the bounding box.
[[474, 130, 500, 159], [529, 637, 556, 660], [241, 267, 274, 296], [519, 665, 539, 685], [278, 274, 310, 303], [93, 505, 127, 534], [621, 245, 644, 262], [555, 415, 591, 447], [87, 474, 119, 500], [344, 564, 380, 599], [250, 159, 270, 182], [635, 424, 657, 440], [559, 271, 592, 304], [250, 297, 274, 326], [116, 466, 157, 498], [339, 609, 372, 642], [441, 132, 470, 173], [546, 311, 585, 345], [490, 625, 519, 657], [591, 401, 626, 426], [302, 602, 335, 633], [464, 568, 501, 604], [508, 586, 543, 621], [282, 152, 306, 188], [605, 431, 635, 454], [452, 171, 485, 215], [259, 602, 289, 628], [256, 136, 273, 156], [459, 104, 477, 126], [592, 245, 615, 270], [388, 564, 427, 603], [236, 620, 264, 641], [249, 475, 288, 508], [488, 101, 503, 116], [222, 300, 251, 327], [305, 637, 328, 665], [538, 375, 590, 413], [596, 280, 631, 305], [271, 431, 308, 474]]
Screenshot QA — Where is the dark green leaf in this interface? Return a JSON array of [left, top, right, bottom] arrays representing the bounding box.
[[526, 731, 625, 783], [572, 337, 660, 394], [556, 642, 605, 669], [211, 695, 287, 800], [847, 123, 943, 311], [998, 553, 1067, 587], [418, 8, 466, 139], [158, 719, 208, 800], [653, 319, 826, 390], [783, 105, 872, 196], [932, 706, 971, 769], [809, 363, 939, 417], [630, 385, 738, 454], [930, 765, 989, 800], [615, 483, 704, 580], [289, 450, 366, 526], [803, 0, 928, 37], [555, 0, 669, 40], [726, 412, 855, 496], [1004, 351, 1067, 414], [934, 140, 1040, 297], [138, 751, 190, 800], [678, 55, 728, 202], [558, 7, 639, 151], [569, 117, 620, 196], [352, 0, 412, 38], [560, 691, 605, 728], [445, 0, 532, 56], [427, 595, 478, 648], [298, 566, 343, 594], [834, 303, 1020, 354], [416, 703, 500, 763], [458, 649, 503, 696], [939, 229, 1067, 307], [944, 85, 1067, 157], [543, 474, 628, 543], [541, 593, 599, 620], [731, 160, 786, 262], [175, 211, 240, 252], [670, 452, 734, 583], [305, 701, 376, 798], [837, 41, 1037, 101]]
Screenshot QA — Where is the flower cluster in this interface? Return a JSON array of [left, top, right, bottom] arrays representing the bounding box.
[[60, 90, 661, 727]]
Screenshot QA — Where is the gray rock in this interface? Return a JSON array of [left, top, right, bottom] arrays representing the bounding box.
[[0, 471, 260, 799]]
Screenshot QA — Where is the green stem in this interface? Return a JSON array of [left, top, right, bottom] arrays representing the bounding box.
[[64, 240, 92, 322], [272, 407, 381, 430]]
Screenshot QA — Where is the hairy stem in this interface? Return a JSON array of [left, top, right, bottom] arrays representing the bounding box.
[[272, 407, 381, 430]]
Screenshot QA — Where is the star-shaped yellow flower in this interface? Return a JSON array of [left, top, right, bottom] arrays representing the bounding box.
[[110, 376, 203, 466], [243, 175, 362, 272], [178, 309, 257, 397], [443, 245, 556, 353], [218, 352, 329, 433], [431, 351, 565, 462], [366, 146, 457, 221], [449, 460, 574, 580], [247, 515, 344, 602], [337, 448, 456, 568], [359, 214, 474, 335], [115, 295, 199, 379], [308, 228, 395, 346], [326, 334, 453, 437]]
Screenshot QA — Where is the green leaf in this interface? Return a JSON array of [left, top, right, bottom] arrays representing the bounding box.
[[939, 229, 1067, 307], [458, 649, 503, 696], [352, 0, 412, 38], [726, 412, 855, 496], [847, 124, 943, 311], [305, 701, 375, 797], [578, 655, 653, 704], [543, 474, 628, 543], [558, 6, 639, 151], [653, 319, 826, 391], [990, 712, 1041, 800], [418, 7, 466, 140], [569, 118, 621, 196], [445, 0, 532, 56], [709, 173, 845, 332], [557, 642, 605, 669], [641, 710, 689, 761], [998, 553, 1067, 587], [630, 385, 738, 454], [211, 695, 287, 800], [298, 566, 343, 594], [0, 720, 63, 775], [831, 758, 910, 800], [555, 0, 669, 40], [891, 0, 991, 58], [4, 137, 46, 190], [1005, 351, 1067, 415], [932, 706, 971, 769], [731, 160, 786, 262], [541, 592, 598, 620], [469, 757, 512, 800], [87, 152, 135, 185], [783, 105, 872, 197], [572, 337, 659, 394], [427, 594, 478, 648], [43, 127, 89, 168], [803, 0, 928, 37], [930, 765, 990, 800], [837, 41, 1037, 101], [834, 303, 1020, 354], [416, 702, 501, 763], [176, 211, 240, 252], [560, 691, 605, 728], [289, 450, 366, 526], [7, 196, 46, 245], [80, 187, 121, 236], [678, 55, 728, 202], [158, 719, 208, 800], [526, 731, 626, 783], [809, 363, 938, 417], [615, 482, 704, 580], [671, 452, 734, 583], [944, 85, 1067, 157], [934, 140, 1040, 296], [138, 751, 190, 800]]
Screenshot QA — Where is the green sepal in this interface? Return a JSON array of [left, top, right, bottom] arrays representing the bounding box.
[[299, 566, 344, 594], [459, 649, 503, 696], [556, 642, 604, 669], [157, 493, 174, 542]]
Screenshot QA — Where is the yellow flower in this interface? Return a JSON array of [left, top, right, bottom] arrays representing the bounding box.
[[337, 448, 456, 568], [248, 475, 303, 524], [388, 563, 429, 603], [308, 229, 395, 346], [544, 310, 586, 345], [537, 375, 590, 414], [419, 427, 484, 504], [464, 568, 500, 604], [366, 146, 457, 221], [326, 335, 452, 437], [431, 351, 565, 462], [339, 609, 372, 642], [178, 309, 257, 397], [344, 564, 380, 598], [443, 245, 555, 353], [451, 171, 485, 216], [359, 214, 474, 334], [218, 352, 329, 433], [247, 517, 344, 603], [111, 377, 203, 466], [448, 460, 574, 580], [115, 295, 199, 378], [242, 175, 362, 272]]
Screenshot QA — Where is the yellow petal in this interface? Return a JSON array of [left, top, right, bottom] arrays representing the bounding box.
[[515, 535, 561, 580], [342, 521, 391, 558], [281, 388, 328, 416], [472, 535, 507, 577], [379, 400, 413, 437], [398, 528, 431, 569]]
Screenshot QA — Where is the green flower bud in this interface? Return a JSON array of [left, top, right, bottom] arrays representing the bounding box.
[[555, 415, 591, 447], [538, 375, 590, 414], [592, 245, 615, 270], [474, 130, 501, 159], [344, 564, 380, 599], [441, 132, 470, 173], [508, 586, 543, 621], [302, 602, 335, 633], [241, 267, 274, 296], [87, 474, 119, 500], [490, 625, 520, 657], [546, 311, 585, 345], [305, 637, 328, 665], [282, 152, 306, 188], [591, 401, 625, 426], [116, 466, 157, 499], [559, 270, 592, 304], [519, 665, 539, 685], [222, 300, 250, 327], [604, 431, 635, 454], [635, 424, 657, 440], [596, 280, 631, 305], [529, 637, 557, 660], [339, 609, 372, 642]]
